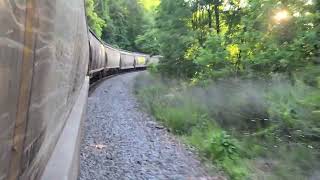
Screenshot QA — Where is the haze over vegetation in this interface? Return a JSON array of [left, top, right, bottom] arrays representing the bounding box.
[[87, 0, 320, 179]]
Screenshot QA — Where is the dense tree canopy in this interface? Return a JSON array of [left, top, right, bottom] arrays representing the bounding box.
[[85, 0, 159, 52], [86, 0, 106, 38], [154, 0, 320, 80]]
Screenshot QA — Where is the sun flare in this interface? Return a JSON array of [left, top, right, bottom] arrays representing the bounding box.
[[273, 10, 290, 23]]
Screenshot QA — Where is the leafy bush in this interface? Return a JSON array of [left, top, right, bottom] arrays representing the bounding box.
[[147, 64, 159, 74], [136, 74, 250, 179], [187, 127, 249, 179], [267, 79, 320, 143]]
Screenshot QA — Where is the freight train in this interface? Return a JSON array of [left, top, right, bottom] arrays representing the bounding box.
[[88, 29, 160, 81]]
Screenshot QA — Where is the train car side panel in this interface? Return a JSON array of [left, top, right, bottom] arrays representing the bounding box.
[[120, 52, 135, 70], [88, 33, 105, 74], [0, 0, 89, 179], [105, 46, 121, 69], [134, 54, 149, 68]]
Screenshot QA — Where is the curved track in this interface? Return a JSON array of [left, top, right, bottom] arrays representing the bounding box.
[[80, 72, 208, 180]]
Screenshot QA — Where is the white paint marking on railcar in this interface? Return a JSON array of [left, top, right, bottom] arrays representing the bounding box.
[[5, 29, 14, 35], [0, 113, 9, 121], [29, 89, 68, 110], [0, 37, 24, 50]]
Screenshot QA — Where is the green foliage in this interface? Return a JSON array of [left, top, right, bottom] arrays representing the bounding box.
[[135, 74, 250, 179], [153, 0, 320, 80], [267, 79, 320, 143], [269, 144, 319, 180], [196, 35, 227, 67], [86, 0, 106, 37], [101, 0, 151, 51], [135, 28, 160, 54], [208, 131, 240, 160], [147, 63, 159, 74], [189, 128, 248, 180], [135, 73, 320, 179], [155, 106, 198, 134], [139, 0, 160, 12], [85, 0, 158, 52], [156, 0, 197, 78], [195, 35, 236, 79]]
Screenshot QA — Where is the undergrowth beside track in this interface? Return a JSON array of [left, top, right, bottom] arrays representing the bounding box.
[[135, 71, 320, 180]]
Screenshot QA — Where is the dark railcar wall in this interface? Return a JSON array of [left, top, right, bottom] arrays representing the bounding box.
[[0, 0, 89, 179], [89, 33, 106, 74]]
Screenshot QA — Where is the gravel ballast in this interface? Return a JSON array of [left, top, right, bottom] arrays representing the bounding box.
[[79, 72, 209, 180]]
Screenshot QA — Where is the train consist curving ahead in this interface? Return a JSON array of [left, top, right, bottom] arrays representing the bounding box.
[[0, 1, 160, 180], [88, 29, 160, 80]]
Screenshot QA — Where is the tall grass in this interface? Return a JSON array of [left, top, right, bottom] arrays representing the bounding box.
[[135, 72, 320, 179]]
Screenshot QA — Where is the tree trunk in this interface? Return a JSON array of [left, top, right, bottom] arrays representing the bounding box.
[[207, 5, 212, 29], [214, 0, 220, 34]]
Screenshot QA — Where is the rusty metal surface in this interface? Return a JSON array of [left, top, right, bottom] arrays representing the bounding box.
[[9, 0, 38, 179], [0, 0, 26, 178]]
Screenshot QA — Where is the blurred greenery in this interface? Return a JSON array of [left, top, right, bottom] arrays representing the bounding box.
[[85, 0, 160, 53], [86, 0, 106, 37], [135, 72, 320, 179]]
